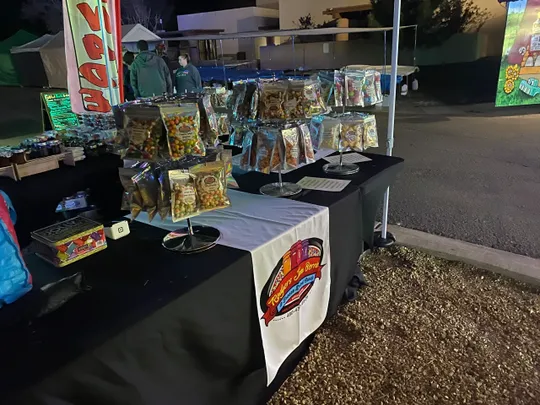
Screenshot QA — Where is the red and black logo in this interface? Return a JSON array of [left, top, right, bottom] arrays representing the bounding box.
[[260, 238, 325, 326]]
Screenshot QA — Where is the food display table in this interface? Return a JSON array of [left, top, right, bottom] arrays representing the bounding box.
[[0, 153, 403, 405]]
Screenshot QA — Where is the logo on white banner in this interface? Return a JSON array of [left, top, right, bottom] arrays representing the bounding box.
[[260, 238, 326, 326]]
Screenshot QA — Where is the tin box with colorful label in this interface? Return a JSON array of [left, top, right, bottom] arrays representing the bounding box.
[[31, 216, 107, 267]]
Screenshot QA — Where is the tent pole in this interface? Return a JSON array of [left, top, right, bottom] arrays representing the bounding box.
[[376, 0, 402, 248], [115, 0, 124, 102]]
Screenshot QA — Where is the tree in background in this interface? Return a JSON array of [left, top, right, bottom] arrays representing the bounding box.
[[21, 0, 172, 34], [370, 0, 490, 48]]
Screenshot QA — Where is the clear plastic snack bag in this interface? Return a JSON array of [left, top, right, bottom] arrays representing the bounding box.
[[304, 79, 326, 117], [169, 170, 199, 222], [253, 128, 277, 174], [217, 113, 231, 136], [200, 95, 220, 145], [281, 127, 301, 170], [132, 166, 160, 222], [239, 128, 255, 171], [119, 165, 146, 220], [123, 106, 163, 161], [362, 113, 379, 149], [230, 80, 247, 120], [285, 80, 307, 119], [363, 70, 383, 106], [333, 70, 345, 107], [339, 115, 364, 152], [190, 161, 231, 212], [319, 116, 341, 150], [161, 104, 205, 160], [259, 80, 288, 120], [345, 71, 366, 107], [298, 123, 316, 164]]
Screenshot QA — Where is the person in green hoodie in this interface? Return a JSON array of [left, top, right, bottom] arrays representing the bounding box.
[[175, 53, 202, 94], [130, 40, 172, 98]]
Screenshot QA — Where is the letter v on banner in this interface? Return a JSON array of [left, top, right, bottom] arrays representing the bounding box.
[[63, 0, 122, 113]]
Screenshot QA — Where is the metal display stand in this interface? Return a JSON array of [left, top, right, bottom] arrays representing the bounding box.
[[260, 167, 302, 197], [322, 151, 359, 175], [162, 217, 221, 253]]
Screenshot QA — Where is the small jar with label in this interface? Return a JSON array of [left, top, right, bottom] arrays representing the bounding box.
[[0, 149, 12, 168]]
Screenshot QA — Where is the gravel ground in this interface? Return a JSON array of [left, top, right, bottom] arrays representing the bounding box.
[[269, 247, 540, 405]]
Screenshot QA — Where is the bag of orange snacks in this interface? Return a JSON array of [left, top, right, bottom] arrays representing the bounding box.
[[160, 104, 205, 160]]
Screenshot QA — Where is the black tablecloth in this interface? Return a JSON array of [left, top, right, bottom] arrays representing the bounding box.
[[0, 152, 403, 405]]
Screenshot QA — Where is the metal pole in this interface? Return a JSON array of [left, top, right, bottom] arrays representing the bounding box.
[[219, 40, 227, 84], [413, 25, 418, 67], [292, 36, 297, 76], [380, 0, 402, 242]]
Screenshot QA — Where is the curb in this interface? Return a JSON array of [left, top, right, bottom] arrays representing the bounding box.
[[387, 225, 540, 286]]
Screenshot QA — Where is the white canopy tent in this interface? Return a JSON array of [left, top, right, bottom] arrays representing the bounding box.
[[122, 24, 162, 52], [163, 6, 405, 246]]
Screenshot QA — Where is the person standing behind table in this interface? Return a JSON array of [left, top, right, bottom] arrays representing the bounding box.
[[175, 53, 202, 94], [130, 40, 172, 98], [122, 51, 135, 101]]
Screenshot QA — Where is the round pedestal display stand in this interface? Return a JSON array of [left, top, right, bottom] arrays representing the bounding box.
[[162, 217, 221, 253], [260, 167, 302, 198], [322, 152, 359, 175]]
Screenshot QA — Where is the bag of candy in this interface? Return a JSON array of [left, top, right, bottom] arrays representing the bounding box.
[[318, 71, 335, 106], [229, 123, 247, 147], [156, 162, 173, 220], [213, 86, 230, 108], [123, 106, 163, 161], [253, 128, 277, 174], [285, 80, 307, 119], [132, 166, 160, 222], [199, 95, 220, 146], [169, 170, 199, 222], [217, 113, 230, 136], [309, 115, 323, 150], [230, 80, 247, 120], [250, 84, 259, 120], [339, 114, 364, 152], [281, 127, 301, 170], [333, 70, 345, 107], [190, 162, 231, 211], [237, 80, 258, 120], [362, 113, 379, 149], [118, 165, 146, 220], [259, 80, 288, 120], [363, 70, 383, 106], [239, 128, 255, 170], [345, 71, 365, 107], [318, 116, 341, 150], [161, 104, 205, 160], [304, 79, 326, 117], [298, 123, 316, 164]]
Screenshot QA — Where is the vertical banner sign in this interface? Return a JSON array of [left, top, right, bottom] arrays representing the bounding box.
[[63, 0, 121, 113], [252, 209, 331, 385], [496, 0, 540, 107]]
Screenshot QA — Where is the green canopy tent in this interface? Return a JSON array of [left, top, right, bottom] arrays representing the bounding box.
[[0, 30, 38, 86]]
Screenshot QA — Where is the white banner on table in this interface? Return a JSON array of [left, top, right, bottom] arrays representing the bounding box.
[[136, 190, 331, 384], [252, 207, 330, 385]]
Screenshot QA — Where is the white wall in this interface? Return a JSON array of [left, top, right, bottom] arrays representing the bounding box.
[[177, 7, 279, 58]]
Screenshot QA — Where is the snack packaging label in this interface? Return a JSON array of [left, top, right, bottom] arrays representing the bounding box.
[[160, 104, 205, 160]]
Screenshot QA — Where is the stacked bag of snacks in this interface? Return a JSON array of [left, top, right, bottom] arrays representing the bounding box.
[[334, 69, 383, 107], [119, 150, 232, 223], [310, 112, 379, 153]]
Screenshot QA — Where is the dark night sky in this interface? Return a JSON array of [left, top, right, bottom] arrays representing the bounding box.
[[1, 0, 257, 39]]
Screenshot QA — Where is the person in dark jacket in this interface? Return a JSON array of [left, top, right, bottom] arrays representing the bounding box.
[[123, 51, 135, 101], [130, 40, 172, 98], [175, 53, 202, 94]]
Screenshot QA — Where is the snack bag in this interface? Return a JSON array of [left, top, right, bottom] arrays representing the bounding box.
[[285, 80, 307, 119], [190, 162, 231, 211], [250, 85, 259, 120], [123, 106, 162, 161], [298, 123, 316, 164], [333, 70, 345, 107], [217, 113, 230, 136], [309, 115, 323, 150], [340, 115, 364, 152], [304, 79, 326, 117], [230, 124, 247, 147], [156, 163, 172, 220], [345, 71, 365, 107], [161, 104, 205, 160], [213, 87, 230, 108], [119, 166, 145, 220], [239, 128, 255, 170], [230, 81, 247, 120], [169, 170, 198, 222], [363, 70, 383, 106], [319, 116, 341, 150], [132, 166, 159, 222], [200, 95, 220, 145], [253, 128, 277, 174], [362, 114, 379, 149], [219, 148, 233, 178], [259, 80, 288, 120], [281, 127, 301, 170], [318, 71, 334, 106], [238, 80, 258, 119]]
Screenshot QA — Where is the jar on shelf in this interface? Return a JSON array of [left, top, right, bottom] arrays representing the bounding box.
[[47, 140, 62, 155], [10, 148, 27, 164], [0, 149, 12, 168], [33, 142, 49, 158]]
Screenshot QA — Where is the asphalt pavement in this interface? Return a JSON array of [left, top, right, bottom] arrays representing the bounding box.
[[373, 103, 540, 258]]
